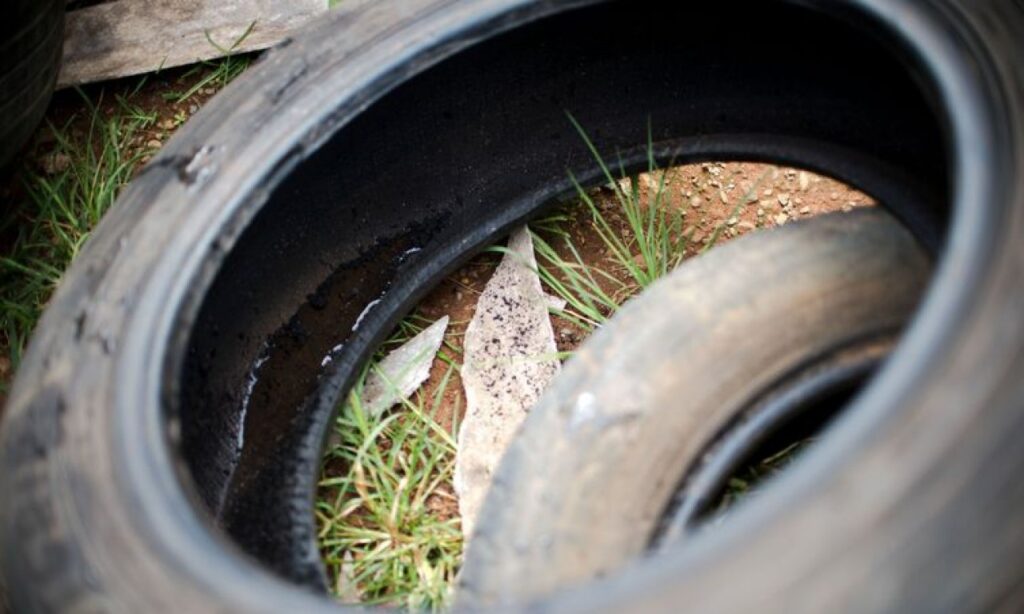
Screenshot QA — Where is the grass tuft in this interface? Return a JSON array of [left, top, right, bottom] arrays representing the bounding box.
[[531, 116, 770, 333], [318, 318, 463, 611], [0, 91, 155, 383]]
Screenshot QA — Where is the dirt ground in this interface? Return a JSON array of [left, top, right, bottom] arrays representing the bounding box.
[[409, 162, 873, 435]]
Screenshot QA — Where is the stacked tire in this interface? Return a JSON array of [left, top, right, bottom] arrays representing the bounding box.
[[1, 1, 1022, 612], [0, 0, 64, 168]]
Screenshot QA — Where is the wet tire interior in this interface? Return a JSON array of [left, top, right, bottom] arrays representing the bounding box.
[[176, 0, 949, 587]]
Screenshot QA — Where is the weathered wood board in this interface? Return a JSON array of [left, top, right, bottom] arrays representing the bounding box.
[[58, 0, 327, 88]]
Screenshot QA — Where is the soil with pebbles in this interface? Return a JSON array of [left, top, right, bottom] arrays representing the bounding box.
[[409, 162, 872, 434]]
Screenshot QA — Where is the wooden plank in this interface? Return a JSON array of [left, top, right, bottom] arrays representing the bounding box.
[[58, 0, 327, 88]]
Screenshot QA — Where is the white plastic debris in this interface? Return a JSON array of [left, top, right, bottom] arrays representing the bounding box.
[[359, 316, 449, 417], [455, 226, 561, 538]]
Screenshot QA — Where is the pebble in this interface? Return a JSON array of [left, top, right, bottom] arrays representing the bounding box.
[[146, 139, 162, 149], [727, 216, 739, 226], [41, 152, 70, 175], [799, 171, 810, 191], [800, 206, 811, 214], [778, 193, 791, 206], [774, 213, 789, 225], [690, 196, 702, 209]]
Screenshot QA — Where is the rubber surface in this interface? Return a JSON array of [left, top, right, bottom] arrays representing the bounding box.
[[0, 0, 64, 168], [0, 0, 1021, 612], [457, 209, 930, 605]]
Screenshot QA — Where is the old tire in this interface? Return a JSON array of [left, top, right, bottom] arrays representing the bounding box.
[[0, 0, 64, 168], [457, 208, 931, 605], [1, 0, 1022, 612]]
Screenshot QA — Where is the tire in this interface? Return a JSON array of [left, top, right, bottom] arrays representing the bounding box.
[[457, 208, 931, 605], [0, 0, 64, 168], [1, 0, 1022, 612]]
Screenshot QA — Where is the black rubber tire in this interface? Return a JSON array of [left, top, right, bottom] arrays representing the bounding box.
[[457, 208, 931, 605], [0, 0, 64, 168], [0, 0, 1022, 612]]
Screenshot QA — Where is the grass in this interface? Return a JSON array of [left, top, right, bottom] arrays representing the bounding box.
[[317, 316, 464, 610], [530, 117, 768, 333], [0, 58, 252, 393], [161, 55, 250, 105], [709, 438, 815, 521], [0, 92, 156, 384]]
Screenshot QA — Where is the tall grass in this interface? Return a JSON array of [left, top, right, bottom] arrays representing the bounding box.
[[0, 93, 155, 380], [317, 317, 464, 610]]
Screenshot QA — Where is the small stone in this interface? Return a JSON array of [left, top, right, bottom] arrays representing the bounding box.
[[719, 190, 730, 204], [727, 216, 739, 226], [799, 172, 810, 191], [842, 205, 853, 212], [188, 104, 199, 114], [763, 188, 774, 197], [738, 221, 756, 231], [727, 227, 739, 237], [756, 207, 765, 216], [774, 213, 789, 225], [800, 206, 811, 214], [159, 118, 175, 130], [778, 193, 791, 206], [146, 139, 162, 149], [830, 192, 839, 201], [690, 196, 702, 209], [41, 152, 70, 175]]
